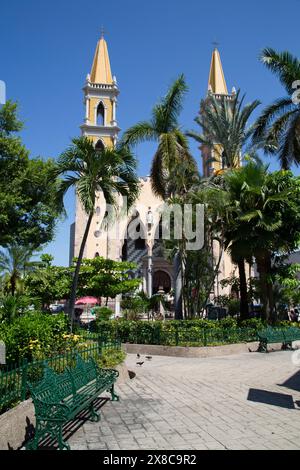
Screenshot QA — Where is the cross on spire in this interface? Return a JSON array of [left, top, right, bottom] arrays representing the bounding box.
[[212, 39, 220, 50], [100, 26, 106, 38]]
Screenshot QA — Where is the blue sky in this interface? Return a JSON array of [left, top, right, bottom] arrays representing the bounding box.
[[1, 0, 300, 265]]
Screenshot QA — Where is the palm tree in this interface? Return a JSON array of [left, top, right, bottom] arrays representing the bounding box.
[[122, 74, 197, 199], [253, 48, 300, 169], [0, 244, 34, 296], [187, 92, 260, 318], [220, 162, 296, 321], [54, 137, 140, 329], [187, 90, 260, 171], [123, 75, 197, 319]]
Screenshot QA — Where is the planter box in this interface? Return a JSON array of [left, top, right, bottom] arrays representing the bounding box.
[[123, 341, 260, 358], [0, 399, 35, 450]]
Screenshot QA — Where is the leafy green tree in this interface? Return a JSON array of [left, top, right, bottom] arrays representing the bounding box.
[[0, 101, 61, 248], [272, 259, 300, 314], [54, 138, 140, 329], [212, 163, 300, 321], [24, 255, 72, 309], [253, 48, 300, 169], [188, 180, 235, 317], [77, 257, 141, 301], [122, 75, 197, 199], [188, 90, 260, 171]]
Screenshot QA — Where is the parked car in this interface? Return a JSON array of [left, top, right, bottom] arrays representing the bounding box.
[[50, 304, 65, 313]]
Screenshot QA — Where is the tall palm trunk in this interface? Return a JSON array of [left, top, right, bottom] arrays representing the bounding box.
[[237, 258, 249, 320], [11, 272, 17, 297], [256, 252, 274, 322], [174, 252, 183, 320], [69, 212, 93, 331]]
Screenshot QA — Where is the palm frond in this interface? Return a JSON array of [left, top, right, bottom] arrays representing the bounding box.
[[260, 48, 300, 94], [122, 122, 157, 147]]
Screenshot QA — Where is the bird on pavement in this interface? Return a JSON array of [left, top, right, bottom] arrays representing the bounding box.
[[136, 353, 140, 359], [146, 356, 152, 361], [136, 361, 144, 366]]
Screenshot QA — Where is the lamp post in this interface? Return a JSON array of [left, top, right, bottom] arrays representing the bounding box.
[[146, 208, 154, 298], [0, 80, 6, 106]]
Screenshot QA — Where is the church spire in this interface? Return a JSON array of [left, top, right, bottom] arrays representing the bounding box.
[[208, 48, 228, 95], [90, 34, 113, 84], [81, 34, 120, 148]]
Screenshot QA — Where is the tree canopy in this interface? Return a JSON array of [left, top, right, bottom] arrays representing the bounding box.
[[0, 101, 62, 248]]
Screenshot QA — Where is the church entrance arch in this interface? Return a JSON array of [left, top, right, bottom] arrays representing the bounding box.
[[153, 270, 171, 294]]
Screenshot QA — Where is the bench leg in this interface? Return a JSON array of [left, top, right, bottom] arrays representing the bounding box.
[[26, 419, 70, 451], [58, 424, 70, 451], [25, 419, 42, 450], [257, 341, 268, 353], [109, 383, 119, 402], [89, 403, 101, 422]]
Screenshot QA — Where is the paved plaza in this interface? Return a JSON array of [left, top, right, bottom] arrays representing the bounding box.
[[69, 350, 300, 450]]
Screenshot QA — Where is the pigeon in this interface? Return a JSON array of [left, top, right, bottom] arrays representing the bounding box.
[[136, 353, 140, 359], [146, 356, 152, 361], [136, 361, 144, 366]]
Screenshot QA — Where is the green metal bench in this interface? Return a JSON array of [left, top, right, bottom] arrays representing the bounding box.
[[282, 327, 300, 349], [26, 354, 119, 450], [257, 327, 300, 353]]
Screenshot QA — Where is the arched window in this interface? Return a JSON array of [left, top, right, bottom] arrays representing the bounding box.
[[135, 224, 146, 250], [96, 102, 105, 126], [95, 140, 105, 152], [122, 239, 128, 261], [94, 252, 100, 258]]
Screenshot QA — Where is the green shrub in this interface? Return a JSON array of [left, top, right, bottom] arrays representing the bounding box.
[[219, 317, 238, 329], [94, 306, 113, 321], [97, 348, 126, 368], [0, 312, 71, 364], [239, 318, 266, 331], [92, 318, 256, 346], [227, 299, 240, 317]]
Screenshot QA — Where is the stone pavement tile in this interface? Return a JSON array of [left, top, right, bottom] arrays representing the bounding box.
[[68, 352, 300, 451], [205, 442, 226, 450], [70, 443, 89, 450], [88, 442, 108, 450]]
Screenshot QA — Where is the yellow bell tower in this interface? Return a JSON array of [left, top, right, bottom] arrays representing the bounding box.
[[80, 33, 120, 148], [201, 48, 236, 177]]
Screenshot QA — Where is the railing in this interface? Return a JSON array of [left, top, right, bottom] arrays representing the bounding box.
[[0, 337, 121, 414], [95, 325, 258, 347]]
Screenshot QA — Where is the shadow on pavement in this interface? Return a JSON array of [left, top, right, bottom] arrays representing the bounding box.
[[247, 388, 295, 409], [278, 370, 300, 393]]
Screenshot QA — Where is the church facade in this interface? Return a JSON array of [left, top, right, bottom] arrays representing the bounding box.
[[69, 35, 242, 311]]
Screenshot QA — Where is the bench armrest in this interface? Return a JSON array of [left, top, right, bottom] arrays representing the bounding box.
[[31, 396, 71, 421]]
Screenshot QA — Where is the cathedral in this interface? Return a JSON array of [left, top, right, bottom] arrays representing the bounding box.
[[69, 34, 241, 313]]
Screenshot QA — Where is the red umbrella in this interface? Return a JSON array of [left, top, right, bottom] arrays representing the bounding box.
[[75, 297, 100, 305]]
